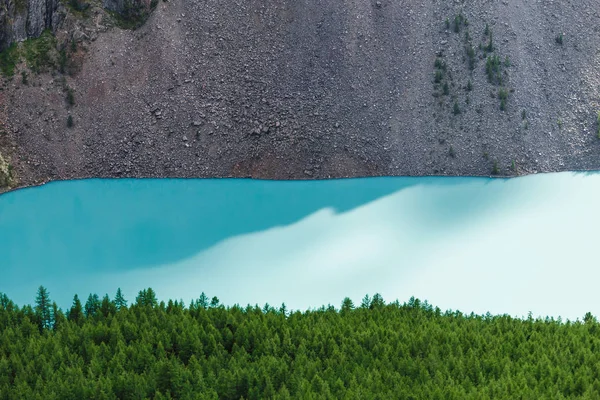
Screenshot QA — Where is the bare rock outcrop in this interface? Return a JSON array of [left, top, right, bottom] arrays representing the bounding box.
[[0, 0, 64, 51]]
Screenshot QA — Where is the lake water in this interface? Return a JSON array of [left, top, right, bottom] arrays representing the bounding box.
[[0, 172, 598, 320]]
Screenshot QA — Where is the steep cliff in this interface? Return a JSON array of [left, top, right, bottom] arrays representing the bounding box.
[[0, 0, 64, 51], [0, 0, 599, 191]]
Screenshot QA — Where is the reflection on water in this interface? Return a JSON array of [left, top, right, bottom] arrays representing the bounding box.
[[0, 172, 598, 320]]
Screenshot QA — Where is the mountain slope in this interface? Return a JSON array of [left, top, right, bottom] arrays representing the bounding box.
[[1, 0, 599, 189]]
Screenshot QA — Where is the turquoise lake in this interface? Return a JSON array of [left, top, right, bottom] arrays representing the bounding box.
[[0, 172, 598, 320]]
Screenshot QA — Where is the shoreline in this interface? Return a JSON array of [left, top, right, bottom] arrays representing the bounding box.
[[3, 168, 600, 198]]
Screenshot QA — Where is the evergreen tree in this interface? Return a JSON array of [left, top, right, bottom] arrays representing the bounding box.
[[2, 288, 600, 398], [361, 294, 371, 309], [84, 293, 100, 318], [370, 293, 385, 309], [68, 294, 84, 325], [52, 302, 66, 331], [146, 288, 158, 308], [34, 286, 53, 330], [136, 288, 158, 308], [279, 303, 288, 316], [100, 294, 116, 318], [114, 288, 128, 310], [198, 292, 209, 309], [341, 297, 355, 312]]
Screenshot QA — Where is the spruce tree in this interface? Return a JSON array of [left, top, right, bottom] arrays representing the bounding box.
[[114, 288, 128, 310], [100, 294, 116, 317], [84, 293, 100, 317], [34, 286, 53, 330], [279, 303, 288, 316], [51, 302, 66, 331], [146, 288, 158, 308], [341, 297, 355, 312], [361, 294, 371, 309], [198, 292, 209, 309], [68, 294, 84, 325]]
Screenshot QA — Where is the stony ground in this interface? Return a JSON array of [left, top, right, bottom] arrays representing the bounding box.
[[1, 0, 599, 190]]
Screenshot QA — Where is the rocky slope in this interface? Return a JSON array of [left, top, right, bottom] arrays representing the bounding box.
[[0, 0, 599, 190]]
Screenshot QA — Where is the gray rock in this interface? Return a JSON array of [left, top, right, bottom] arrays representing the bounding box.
[[0, 0, 63, 51]]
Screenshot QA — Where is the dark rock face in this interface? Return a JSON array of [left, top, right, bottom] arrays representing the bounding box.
[[102, 0, 123, 13], [103, 0, 152, 24], [0, 0, 63, 51]]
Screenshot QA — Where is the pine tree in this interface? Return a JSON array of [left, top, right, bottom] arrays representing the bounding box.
[[136, 288, 158, 308], [68, 294, 84, 325], [52, 302, 66, 331], [35, 286, 53, 330], [84, 293, 100, 318], [100, 294, 116, 318], [198, 292, 209, 309], [371, 293, 385, 309], [145, 288, 158, 308], [279, 303, 288, 316], [341, 297, 355, 312], [114, 288, 128, 310], [361, 294, 371, 309]]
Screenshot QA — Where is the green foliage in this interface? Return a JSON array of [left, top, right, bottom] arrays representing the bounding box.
[[58, 48, 67, 74], [453, 15, 461, 33], [452, 13, 466, 33], [15, 0, 27, 12], [449, 145, 456, 158], [485, 54, 507, 87], [34, 286, 53, 331], [498, 88, 508, 110], [453, 101, 460, 115], [0, 43, 19, 77], [466, 79, 473, 91], [66, 87, 75, 106], [112, 0, 158, 30], [485, 32, 494, 53], [84, 293, 100, 317], [443, 81, 449, 95], [2, 288, 600, 398], [115, 288, 128, 310], [466, 44, 476, 70], [556, 33, 563, 45], [522, 110, 527, 120], [69, 0, 89, 11], [21, 71, 28, 85], [67, 115, 73, 128], [68, 294, 84, 324], [504, 55, 510, 67], [434, 70, 443, 84], [23, 30, 57, 73], [492, 160, 500, 175], [484, 23, 490, 36]]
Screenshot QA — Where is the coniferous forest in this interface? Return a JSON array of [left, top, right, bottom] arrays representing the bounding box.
[[2, 287, 600, 399]]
